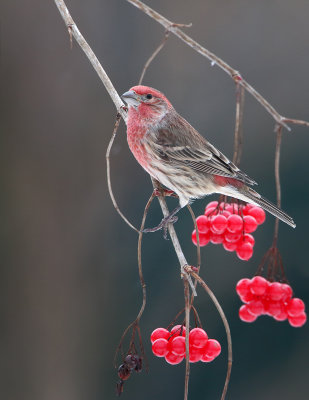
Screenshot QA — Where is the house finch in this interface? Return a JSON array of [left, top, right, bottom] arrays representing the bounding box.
[[122, 85, 295, 231]]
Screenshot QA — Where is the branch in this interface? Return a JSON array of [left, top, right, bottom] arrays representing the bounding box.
[[151, 179, 197, 296], [184, 266, 232, 400], [126, 0, 309, 131], [106, 114, 140, 233], [273, 125, 283, 246], [183, 279, 190, 400], [54, 0, 127, 121]]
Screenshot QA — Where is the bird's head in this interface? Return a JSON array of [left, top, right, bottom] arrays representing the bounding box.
[[121, 85, 172, 120]]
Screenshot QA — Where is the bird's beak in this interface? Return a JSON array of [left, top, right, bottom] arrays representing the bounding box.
[[121, 90, 140, 107]]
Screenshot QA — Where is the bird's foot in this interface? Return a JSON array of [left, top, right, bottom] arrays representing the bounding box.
[[143, 214, 178, 239], [153, 188, 177, 198], [143, 205, 181, 239]]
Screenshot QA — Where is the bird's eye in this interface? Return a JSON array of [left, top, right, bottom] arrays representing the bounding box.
[[146, 93, 153, 100]]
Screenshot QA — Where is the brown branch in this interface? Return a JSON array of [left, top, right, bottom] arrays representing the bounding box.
[[282, 118, 309, 127], [273, 125, 283, 246], [106, 114, 140, 233], [183, 278, 190, 400], [54, 0, 127, 121], [151, 179, 197, 296], [114, 193, 154, 366], [126, 0, 309, 131], [138, 30, 171, 85], [184, 267, 232, 400], [232, 83, 245, 166]]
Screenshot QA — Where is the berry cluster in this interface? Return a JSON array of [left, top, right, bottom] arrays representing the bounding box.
[[236, 277, 307, 327], [192, 201, 266, 261], [116, 354, 142, 395], [151, 325, 221, 364]]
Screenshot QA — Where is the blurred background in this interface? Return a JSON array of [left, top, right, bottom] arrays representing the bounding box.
[[2, 0, 309, 399]]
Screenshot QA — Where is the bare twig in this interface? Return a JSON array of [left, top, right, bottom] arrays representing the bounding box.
[[151, 179, 197, 296], [184, 266, 232, 400], [106, 114, 140, 233], [138, 30, 171, 85], [233, 83, 245, 166], [183, 278, 190, 400], [282, 118, 309, 127], [126, 0, 309, 131], [54, 0, 127, 121], [273, 125, 283, 246], [114, 193, 154, 366]]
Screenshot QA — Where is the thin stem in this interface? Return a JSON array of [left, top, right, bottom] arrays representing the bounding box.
[[282, 117, 309, 127], [233, 84, 245, 166], [273, 125, 282, 245], [54, 0, 127, 121], [184, 278, 190, 400], [184, 267, 232, 400], [114, 193, 155, 366], [106, 115, 140, 233], [138, 30, 170, 85], [151, 179, 197, 296], [125, 0, 309, 131]]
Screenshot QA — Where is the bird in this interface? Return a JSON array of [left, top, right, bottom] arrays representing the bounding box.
[[121, 85, 295, 233]]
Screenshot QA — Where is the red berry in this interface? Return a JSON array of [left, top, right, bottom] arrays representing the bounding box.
[[188, 346, 203, 363], [170, 325, 186, 338], [227, 214, 243, 233], [203, 339, 221, 358], [189, 328, 208, 348], [225, 231, 242, 243], [250, 276, 268, 296], [210, 232, 224, 244], [248, 206, 266, 225], [196, 215, 210, 233], [247, 300, 264, 316], [241, 291, 255, 303], [281, 284, 293, 302], [205, 201, 218, 210], [268, 282, 284, 301], [242, 233, 255, 247], [165, 351, 184, 365], [286, 298, 305, 317], [152, 338, 169, 357], [236, 278, 251, 297], [266, 301, 282, 317], [274, 309, 288, 321], [226, 203, 241, 214], [200, 353, 215, 362], [191, 230, 210, 246], [243, 215, 258, 233], [204, 207, 217, 217], [288, 312, 307, 327], [223, 241, 237, 252], [243, 204, 255, 214], [239, 305, 257, 322], [221, 210, 231, 218], [170, 336, 186, 356], [211, 215, 227, 234], [236, 242, 253, 261], [151, 328, 169, 344]]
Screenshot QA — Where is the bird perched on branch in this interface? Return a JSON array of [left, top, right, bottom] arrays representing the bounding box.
[[122, 85, 295, 233]]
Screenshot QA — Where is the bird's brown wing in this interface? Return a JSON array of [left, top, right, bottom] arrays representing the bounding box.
[[152, 112, 257, 186]]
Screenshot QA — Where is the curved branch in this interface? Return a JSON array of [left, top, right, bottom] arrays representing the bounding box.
[[184, 266, 232, 400], [126, 0, 309, 131], [106, 114, 140, 233]]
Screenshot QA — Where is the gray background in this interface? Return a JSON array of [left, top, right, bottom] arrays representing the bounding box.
[[2, 1, 309, 399]]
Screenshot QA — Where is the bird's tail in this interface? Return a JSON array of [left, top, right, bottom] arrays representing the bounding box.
[[243, 188, 296, 228]]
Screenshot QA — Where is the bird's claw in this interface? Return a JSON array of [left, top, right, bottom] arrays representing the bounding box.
[[143, 214, 179, 240]]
